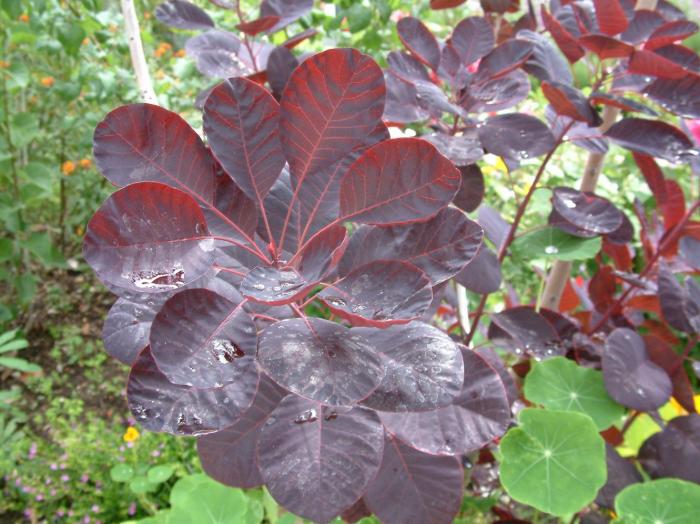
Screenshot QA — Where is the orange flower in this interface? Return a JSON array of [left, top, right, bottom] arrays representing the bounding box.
[[82, 37, 89, 45], [123, 427, 140, 442], [19, 13, 29, 22], [79, 158, 92, 169], [40, 76, 55, 87], [174, 49, 186, 58], [0, 61, 9, 68], [144, 11, 152, 19], [61, 161, 76, 175]]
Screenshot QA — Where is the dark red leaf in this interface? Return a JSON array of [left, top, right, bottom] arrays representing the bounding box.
[[360, 322, 464, 412], [127, 347, 259, 435], [149, 289, 256, 388], [423, 133, 484, 167], [606, 118, 698, 163], [204, 77, 285, 204], [628, 49, 686, 79], [480, 0, 519, 14], [460, 70, 531, 113], [185, 30, 245, 78], [662, 179, 686, 231], [338, 137, 460, 225], [474, 40, 535, 80], [364, 436, 463, 524], [551, 187, 623, 235], [387, 51, 431, 83], [602, 328, 672, 411], [478, 113, 555, 160], [83, 182, 214, 294], [658, 265, 700, 334], [644, 20, 699, 50], [319, 261, 433, 327], [606, 212, 635, 245], [592, 0, 628, 36], [338, 208, 483, 285], [240, 266, 311, 305], [579, 35, 635, 59], [379, 348, 510, 455], [258, 395, 384, 523], [644, 75, 700, 118], [208, 168, 259, 240], [541, 7, 585, 63], [383, 72, 429, 124], [293, 224, 347, 283], [282, 28, 317, 49], [103, 297, 161, 365], [596, 444, 643, 509], [653, 44, 700, 73], [517, 30, 574, 85], [589, 92, 658, 115], [258, 318, 384, 405], [638, 414, 700, 482], [633, 153, 668, 205], [449, 17, 495, 66], [589, 266, 618, 314], [342, 499, 372, 524], [236, 16, 279, 36], [280, 48, 385, 181], [430, 0, 466, 8], [155, 0, 214, 30], [397, 17, 441, 70], [542, 81, 601, 125], [196, 374, 287, 488]]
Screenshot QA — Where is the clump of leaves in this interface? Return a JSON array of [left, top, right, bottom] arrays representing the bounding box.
[[85, 48, 509, 523]]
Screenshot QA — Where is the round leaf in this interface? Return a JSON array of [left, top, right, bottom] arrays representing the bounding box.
[[477, 113, 555, 160], [551, 187, 623, 235], [499, 408, 606, 517], [524, 356, 624, 430], [110, 464, 134, 482], [615, 478, 700, 524], [147, 465, 175, 484], [512, 227, 602, 261]]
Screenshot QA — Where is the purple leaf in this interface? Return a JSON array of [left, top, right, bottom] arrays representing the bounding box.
[[155, 0, 214, 30], [127, 347, 259, 435], [455, 245, 502, 294], [474, 40, 535, 81], [638, 414, 700, 483], [621, 10, 665, 45], [379, 348, 510, 455], [517, 29, 573, 85], [605, 118, 698, 163], [478, 113, 555, 160], [542, 82, 601, 125], [596, 444, 643, 509], [83, 182, 214, 294], [644, 76, 700, 118], [149, 289, 256, 388], [103, 297, 161, 366], [338, 208, 484, 285], [453, 164, 485, 212], [645, 20, 699, 50], [603, 328, 672, 411], [319, 261, 433, 327], [339, 138, 460, 225], [196, 374, 287, 488], [258, 395, 384, 523], [423, 132, 484, 167], [397, 17, 441, 70], [364, 436, 463, 524], [185, 29, 240, 60], [203, 77, 285, 203], [478, 205, 509, 250], [383, 72, 429, 123], [240, 266, 310, 305], [542, 7, 585, 63], [266, 46, 298, 96], [551, 187, 624, 235], [450, 17, 495, 67], [488, 306, 562, 358], [658, 266, 700, 334], [387, 51, 431, 83], [293, 225, 348, 283], [460, 70, 531, 113], [579, 35, 635, 59], [258, 318, 384, 405], [259, 0, 312, 33], [280, 48, 385, 181], [360, 322, 464, 412]]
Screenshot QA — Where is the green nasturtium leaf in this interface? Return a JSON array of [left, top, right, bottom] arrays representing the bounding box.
[[147, 464, 175, 484], [615, 478, 700, 524], [512, 227, 601, 261], [499, 408, 607, 517], [110, 463, 134, 482], [170, 473, 249, 523], [524, 357, 625, 430]]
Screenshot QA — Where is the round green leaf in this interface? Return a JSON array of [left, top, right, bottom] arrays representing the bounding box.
[[170, 474, 248, 523], [110, 463, 134, 482], [512, 227, 601, 261], [129, 475, 157, 494], [615, 479, 700, 524], [523, 357, 625, 430], [499, 408, 606, 517], [147, 464, 175, 484]]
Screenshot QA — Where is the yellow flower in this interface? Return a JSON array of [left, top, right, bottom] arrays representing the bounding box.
[[79, 158, 92, 169], [19, 13, 29, 22], [61, 161, 76, 175], [123, 426, 140, 442], [0, 61, 9, 68], [40, 76, 55, 87]]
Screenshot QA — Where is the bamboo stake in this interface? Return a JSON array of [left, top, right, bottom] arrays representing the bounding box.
[[121, 0, 157, 103]]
